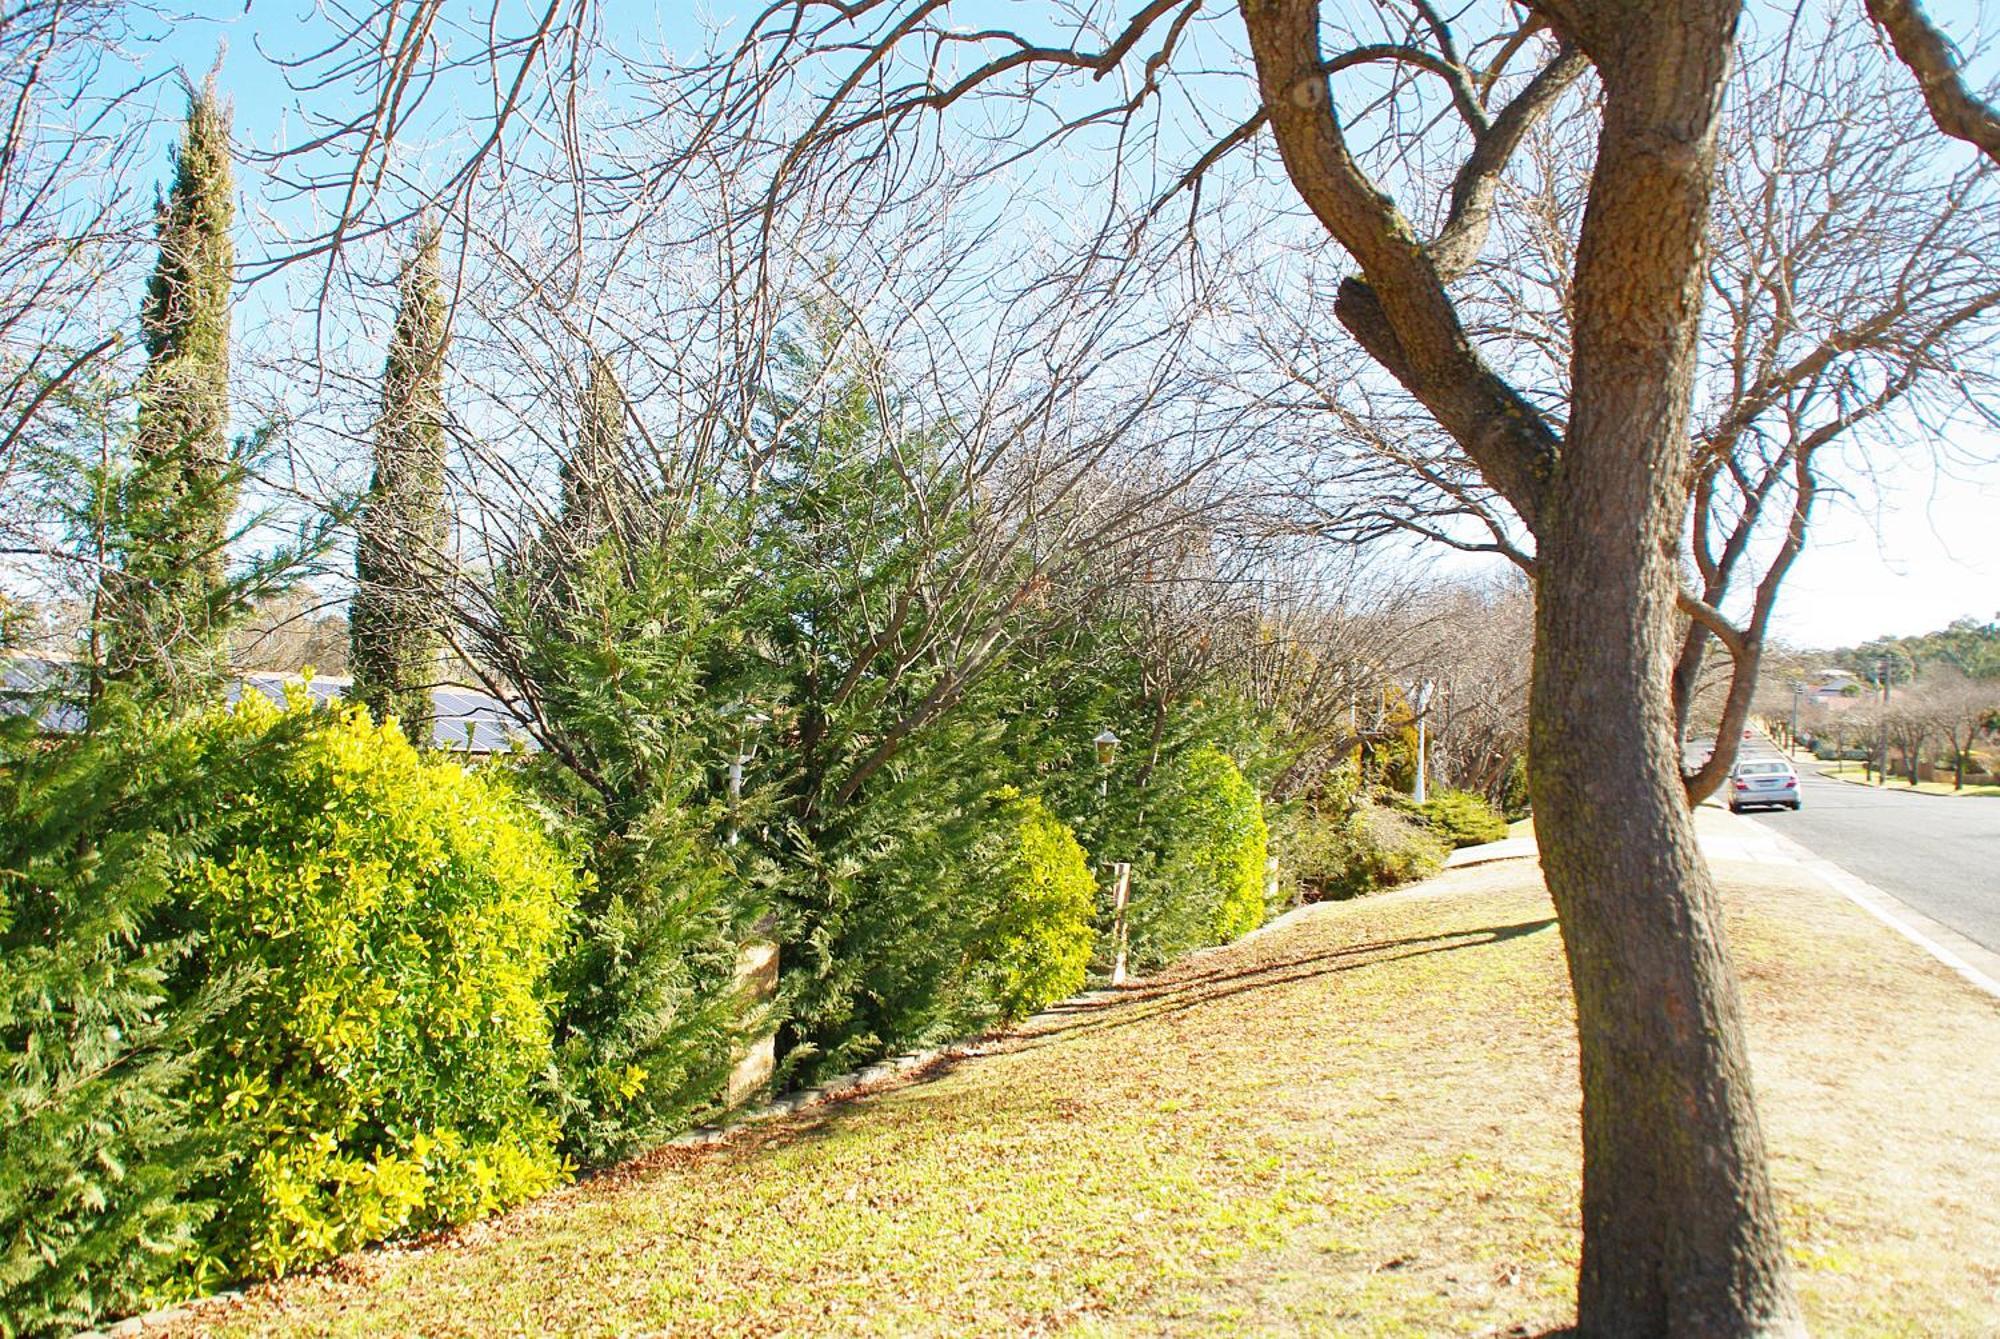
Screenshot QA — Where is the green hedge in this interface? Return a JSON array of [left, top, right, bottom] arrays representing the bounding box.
[[1123, 746, 1269, 967], [1, 708, 228, 1336], [811, 786, 1097, 1075], [180, 690, 577, 1283]]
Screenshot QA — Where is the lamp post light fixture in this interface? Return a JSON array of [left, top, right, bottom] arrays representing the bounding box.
[[1094, 727, 1121, 795], [1878, 658, 1891, 788]]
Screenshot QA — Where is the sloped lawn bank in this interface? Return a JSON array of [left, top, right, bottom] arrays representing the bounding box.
[[160, 845, 2000, 1336]]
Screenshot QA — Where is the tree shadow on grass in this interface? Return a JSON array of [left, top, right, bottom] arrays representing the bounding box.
[[1002, 917, 1559, 1055], [666, 917, 1557, 1165]]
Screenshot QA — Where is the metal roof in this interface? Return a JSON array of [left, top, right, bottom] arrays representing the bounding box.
[[2, 659, 539, 754]]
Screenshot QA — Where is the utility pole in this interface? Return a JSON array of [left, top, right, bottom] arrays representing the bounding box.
[[1878, 658, 1890, 787]]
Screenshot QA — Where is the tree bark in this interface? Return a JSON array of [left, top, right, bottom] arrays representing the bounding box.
[[1534, 497, 1802, 1337], [1530, 11, 1805, 1329]]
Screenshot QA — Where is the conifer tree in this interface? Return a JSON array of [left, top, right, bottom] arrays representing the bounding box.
[[560, 353, 635, 548], [104, 81, 236, 697], [350, 225, 451, 735]]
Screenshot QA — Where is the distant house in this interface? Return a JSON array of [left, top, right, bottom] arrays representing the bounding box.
[[1800, 669, 1863, 711], [0, 656, 538, 755], [233, 673, 538, 754]]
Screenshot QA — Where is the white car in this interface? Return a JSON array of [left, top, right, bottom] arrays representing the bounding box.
[[1729, 760, 1801, 813]]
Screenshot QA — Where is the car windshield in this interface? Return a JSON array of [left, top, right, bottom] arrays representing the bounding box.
[[1735, 762, 1789, 776]]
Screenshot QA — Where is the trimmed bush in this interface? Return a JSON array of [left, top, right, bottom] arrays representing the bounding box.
[[1414, 787, 1509, 848], [973, 790, 1097, 1021], [815, 787, 1097, 1074], [1336, 805, 1449, 897], [1124, 746, 1270, 967], [178, 690, 576, 1283]]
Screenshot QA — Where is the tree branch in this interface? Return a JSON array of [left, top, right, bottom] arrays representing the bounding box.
[[1866, 0, 2000, 166]]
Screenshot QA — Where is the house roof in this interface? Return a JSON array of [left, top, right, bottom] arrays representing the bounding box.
[[0, 657, 538, 754]]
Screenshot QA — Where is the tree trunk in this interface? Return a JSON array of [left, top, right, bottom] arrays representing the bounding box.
[[1529, 28, 1804, 1329], [1235, 0, 1804, 1327], [1533, 513, 1803, 1336]]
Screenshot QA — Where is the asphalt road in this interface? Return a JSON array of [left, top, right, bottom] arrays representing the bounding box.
[[1706, 735, 2000, 954]]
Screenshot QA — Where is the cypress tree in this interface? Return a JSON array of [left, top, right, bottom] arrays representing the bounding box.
[[349, 225, 451, 736], [105, 81, 236, 696], [561, 352, 634, 546]]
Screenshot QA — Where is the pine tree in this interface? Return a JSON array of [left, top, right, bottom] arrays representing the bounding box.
[[350, 225, 450, 736], [103, 82, 236, 699]]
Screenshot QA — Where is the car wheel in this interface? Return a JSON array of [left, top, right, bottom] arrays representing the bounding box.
[[1729, 803, 1743, 814], [1789, 801, 1801, 811]]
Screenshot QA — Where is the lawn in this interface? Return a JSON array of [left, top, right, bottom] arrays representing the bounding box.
[[161, 840, 2000, 1337], [1814, 761, 2000, 797]]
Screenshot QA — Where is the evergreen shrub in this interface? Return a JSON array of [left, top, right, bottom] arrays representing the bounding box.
[[0, 708, 233, 1336], [179, 690, 576, 1282], [1499, 753, 1532, 820], [497, 541, 756, 1164], [1330, 805, 1449, 898], [971, 789, 1097, 1022], [1268, 802, 1353, 905], [1124, 746, 1269, 967], [803, 785, 1096, 1076], [1413, 787, 1510, 848]]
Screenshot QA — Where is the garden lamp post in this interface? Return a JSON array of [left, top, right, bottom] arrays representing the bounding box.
[[1411, 679, 1435, 805], [1094, 728, 1121, 794], [1093, 727, 1132, 986], [1878, 658, 1891, 787], [728, 707, 771, 846], [725, 704, 776, 1106]]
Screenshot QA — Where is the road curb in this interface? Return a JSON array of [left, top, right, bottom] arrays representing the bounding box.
[[1805, 761, 2000, 799], [1745, 819, 2000, 1002]]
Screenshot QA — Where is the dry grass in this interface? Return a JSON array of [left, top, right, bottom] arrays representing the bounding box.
[[162, 851, 2000, 1337]]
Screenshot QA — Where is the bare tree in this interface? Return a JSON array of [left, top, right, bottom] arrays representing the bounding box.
[[1866, 0, 2000, 165], [1918, 667, 1998, 788], [1412, 578, 1533, 802], [1670, 30, 2000, 799], [0, 3, 165, 473], [115, 0, 1999, 1329], [0, 7, 170, 655]]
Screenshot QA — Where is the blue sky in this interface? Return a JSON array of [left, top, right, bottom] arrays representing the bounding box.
[[138, 0, 2000, 651]]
